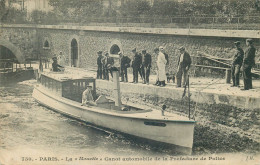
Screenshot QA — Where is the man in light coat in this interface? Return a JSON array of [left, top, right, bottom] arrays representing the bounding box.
[[157, 46, 167, 87], [81, 86, 97, 106]]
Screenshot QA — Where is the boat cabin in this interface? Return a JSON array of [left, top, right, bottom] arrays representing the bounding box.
[[40, 73, 96, 103], [39, 73, 119, 110], [39, 71, 152, 112]]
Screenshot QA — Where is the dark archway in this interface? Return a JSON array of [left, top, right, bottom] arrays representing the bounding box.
[[0, 39, 24, 63], [110, 44, 120, 55], [0, 45, 16, 60], [71, 39, 78, 67], [43, 40, 49, 48], [0, 45, 17, 69]]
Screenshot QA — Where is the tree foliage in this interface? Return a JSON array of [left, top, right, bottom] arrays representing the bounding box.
[[49, 0, 103, 22], [116, 0, 151, 17]]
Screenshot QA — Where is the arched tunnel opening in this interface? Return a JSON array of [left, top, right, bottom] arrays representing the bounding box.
[[110, 44, 120, 55], [0, 45, 18, 71]]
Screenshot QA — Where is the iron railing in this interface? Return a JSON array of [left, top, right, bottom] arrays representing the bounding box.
[[60, 15, 260, 30]]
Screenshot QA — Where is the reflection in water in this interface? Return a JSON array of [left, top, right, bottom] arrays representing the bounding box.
[[0, 80, 180, 160]]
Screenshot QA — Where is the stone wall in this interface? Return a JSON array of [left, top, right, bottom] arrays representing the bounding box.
[[37, 28, 260, 75], [1, 25, 259, 75], [0, 27, 37, 60]]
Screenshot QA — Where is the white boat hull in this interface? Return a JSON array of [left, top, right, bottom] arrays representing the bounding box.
[[32, 86, 195, 154]]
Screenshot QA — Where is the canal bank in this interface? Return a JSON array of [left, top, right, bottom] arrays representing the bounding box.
[[50, 67, 260, 154]]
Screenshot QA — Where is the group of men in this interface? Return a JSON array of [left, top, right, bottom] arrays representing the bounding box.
[[97, 51, 115, 80], [96, 45, 192, 88], [231, 39, 256, 90]]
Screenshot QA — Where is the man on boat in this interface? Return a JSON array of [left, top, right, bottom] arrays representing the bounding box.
[[97, 51, 103, 79], [241, 39, 256, 90], [81, 86, 97, 106], [119, 52, 131, 82], [141, 50, 152, 85], [231, 41, 244, 87], [52, 56, 64, 72], [176, 46, 191, 88]]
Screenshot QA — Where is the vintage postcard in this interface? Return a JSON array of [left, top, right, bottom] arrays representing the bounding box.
[[0, 0, 259, 164]]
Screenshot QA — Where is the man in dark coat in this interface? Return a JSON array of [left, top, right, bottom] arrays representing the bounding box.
[[52, 56, 63, 72], [231, 41, 244, 87], [241, 39, 256, 90], [141, 50, 152, 84], [131, 48, 142, 83], [101, 52, 108, 80], [102, 52, 114, 80], [176, 47, 191, 87], [119, 52, 131, 82], [96, 51, 103, 79]]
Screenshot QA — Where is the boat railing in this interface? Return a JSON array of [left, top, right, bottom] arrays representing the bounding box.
[[0, 59, 33, 73]]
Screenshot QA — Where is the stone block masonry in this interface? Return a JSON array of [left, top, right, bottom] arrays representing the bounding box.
[[1, 24, 259, 75]]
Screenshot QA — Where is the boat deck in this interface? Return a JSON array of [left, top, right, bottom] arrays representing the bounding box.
[[36, 84, 193, 122]]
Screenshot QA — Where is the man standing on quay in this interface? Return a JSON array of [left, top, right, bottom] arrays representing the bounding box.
[[131, 48, 142, 83], [141, 50, 152, 84], [96, 51, 103, 79], [119, 52, 131, 82], [231, 41, 244, 87], [241, 39, 256, 90], [157, 46, 167, 87], [176, 47, 191, 88]]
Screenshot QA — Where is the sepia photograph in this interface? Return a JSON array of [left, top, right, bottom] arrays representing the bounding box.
[[0, 0, 259, 164]]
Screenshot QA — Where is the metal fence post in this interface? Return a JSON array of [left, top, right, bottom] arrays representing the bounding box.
[[189, 17, 191, 30], [237, 17, 240, 30], [212, 17, 214, 29]]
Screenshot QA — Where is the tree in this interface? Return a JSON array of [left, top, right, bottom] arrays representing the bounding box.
[[49, 0, 103, 22]]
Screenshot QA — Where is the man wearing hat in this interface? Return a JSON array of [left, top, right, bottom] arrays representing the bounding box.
[[102, 52, 114, 80], [231, 41, 244, 87], [176, 47, 191, 87], [131, 48, 142, 83], [52, 56, 64, 72], [81, 86, 97, 106], [96, 51, 103, 79], [119, 52, 131, 82], [101, 51, 108, 80], [156, 46, 167, 87], [241, 39, 256, 90], [141, 50, 152, 84]]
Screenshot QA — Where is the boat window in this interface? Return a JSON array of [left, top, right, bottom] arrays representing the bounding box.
[[144, 121, 166, 127], [40, 75, 63, 96], [62, 78, 96, 103]]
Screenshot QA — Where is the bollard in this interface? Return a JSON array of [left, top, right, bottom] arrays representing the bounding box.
[[225, 69, 231, 84]]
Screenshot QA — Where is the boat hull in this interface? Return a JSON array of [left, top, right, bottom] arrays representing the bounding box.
[[32, 86, 195, 154]]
